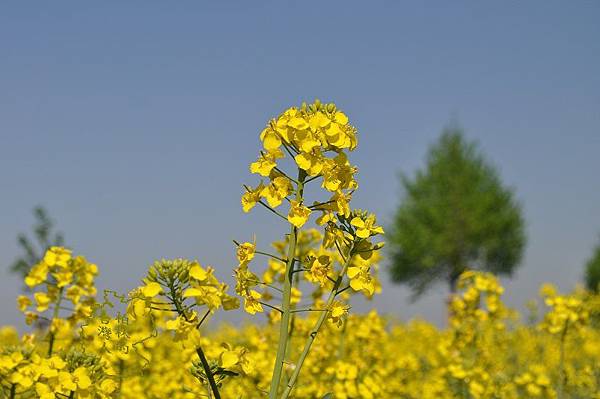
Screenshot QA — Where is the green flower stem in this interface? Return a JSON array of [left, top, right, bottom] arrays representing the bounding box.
[[268, 224, 297, 399], [248, 280, 284, 293], [233, 240, 287, 263], [196, 346, 220, 399], [168, 281, 221, 399], [269, 170, 306, 399], [557, 321, 569, 399], [260, 301, 283, 314], [47, 286, 65, 357], [117, 359, 124, 398], [290, 308, 328, 313], [9, 384, 16, 399], [243, 185, 289, 222], [303, 174, 322, 184], [254, 250, 287, 263], [282, 271, 301, 389], [280, 243, 354, 399]]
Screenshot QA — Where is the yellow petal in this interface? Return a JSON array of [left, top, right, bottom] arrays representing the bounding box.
[[74, 367, 92, 390], [189, 265, 208, 281], [183, 288, 203, 298], [141, 282, 162, 298], [350, 217, 365, 228], [334, 112, 348, 125], [295, 153, 312, 170], [350, 278, 364, 291], [220, 350, 240, 368]]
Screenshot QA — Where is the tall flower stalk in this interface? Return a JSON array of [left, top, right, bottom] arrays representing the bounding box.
[[235, 100, 384, 398], [269, 170, 306, 398]]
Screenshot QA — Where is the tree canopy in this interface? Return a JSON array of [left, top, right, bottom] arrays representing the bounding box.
[[389, 127, 526, 297], [584, 239, 600, 292], [10, 206, 65, 280]]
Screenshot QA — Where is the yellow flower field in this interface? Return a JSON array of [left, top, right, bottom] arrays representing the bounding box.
[[2, 101, 599, 398]]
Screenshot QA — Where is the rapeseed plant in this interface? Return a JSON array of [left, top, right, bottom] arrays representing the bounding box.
[[2, 101, 600, 398]]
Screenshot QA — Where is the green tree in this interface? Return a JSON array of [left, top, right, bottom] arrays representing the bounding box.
[[584, 239, 600, 292], [389, 126, 526, 297], [10, 206, 65, 280]]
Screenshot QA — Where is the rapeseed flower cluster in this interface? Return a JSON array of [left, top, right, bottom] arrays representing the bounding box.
[[237, 100, 384, 398], [4, 264, 600, 398], [2, 102, 600, 398]]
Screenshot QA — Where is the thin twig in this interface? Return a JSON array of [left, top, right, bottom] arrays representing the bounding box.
[[334, 240, 347, 263], [309, 200, 336, 209], [304, 174, 322, 184], [257, 200, 289, 222], [197, 309, 211, 329], [273, 166, 299, 185], [246, 279, 284, 293], [260, 302, 283, 314], [290, 308, 328, 314], [282, 142, 299, 157]]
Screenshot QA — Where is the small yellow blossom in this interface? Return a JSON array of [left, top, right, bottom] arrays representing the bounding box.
[[43, 246, 72, 268], [236, 242, 256, 268], [350, 214, 384, 239], [288, 200, 311, 228], [141, 282, 162, 298], [243, 290, 264, 315], [241, 183, 265, 213]]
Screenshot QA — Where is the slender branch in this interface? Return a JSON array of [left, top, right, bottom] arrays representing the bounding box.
[[257, 200, 289, 222], [47, 286, 65, 357], [260, 302, 283, 314], [309, 200, 336, 209], [196, 346, 221, 399], [273, 166, 299, 185], [290, 308, 328, 314], [242, 185, 289, 221], [148, 306, 178, 312], [246, 279, 283, 293], [334, 240, 347, 263], [117, 359, 124, 398], [280, 243, 355, 399], [169, 281, 220, 399], [269, 170, 306, 399], [355, 248, 375, 254], [233, 240, 287, 263], [335, 285, 351, 296], [256, 250, 287, 263], [291, 268, 310, 274], [304, 174, 322, 184], [557, 320, 569, 399], [150, 300, 174, 305], [197, 309, 211, 329], [282, 142, 299, 157]]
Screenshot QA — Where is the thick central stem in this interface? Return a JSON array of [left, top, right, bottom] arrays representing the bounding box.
[[169, 280, 221, 399], [47, 286, 64, 357], [196, 346, 220, 399], [269, 170, 305, 399], [280, 243, 354, 399], [557, 321, 569, 399]]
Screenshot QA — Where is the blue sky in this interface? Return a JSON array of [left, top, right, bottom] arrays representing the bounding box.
[[1, 2, 599, 327]]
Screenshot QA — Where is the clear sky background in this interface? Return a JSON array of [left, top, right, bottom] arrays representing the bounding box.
[[1, 2, 599, 328]]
